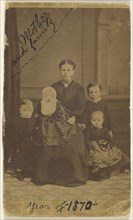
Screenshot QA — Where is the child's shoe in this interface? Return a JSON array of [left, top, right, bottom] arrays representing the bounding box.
[[99, 169, 110, 179], [16, 169, 24, 181]]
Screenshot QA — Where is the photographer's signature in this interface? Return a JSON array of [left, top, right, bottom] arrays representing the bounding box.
[[27, 200, 98, 214]]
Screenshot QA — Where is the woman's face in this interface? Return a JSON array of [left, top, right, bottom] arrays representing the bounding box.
[[60, 63, 75, 83]]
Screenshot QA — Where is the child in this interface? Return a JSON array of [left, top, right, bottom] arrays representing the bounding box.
[[32, 85, 88, 186], [82, 82, 113, 138], [33, 86, 76, 147], [87, 111, 122, 179], [12, 99, 35, 180]]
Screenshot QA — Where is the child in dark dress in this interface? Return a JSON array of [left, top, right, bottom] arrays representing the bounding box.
[[12, 99, 35, 180], [87, 111, 122, 179], [82, 82, 113, 139]]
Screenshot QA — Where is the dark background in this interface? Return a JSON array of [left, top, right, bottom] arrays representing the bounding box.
[[4, 7, 130, 161]]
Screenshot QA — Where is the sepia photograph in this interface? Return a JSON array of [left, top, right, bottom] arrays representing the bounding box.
[[3, 1, 131, 218]]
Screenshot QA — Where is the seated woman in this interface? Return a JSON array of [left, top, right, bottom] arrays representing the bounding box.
[[32, 60, 88, 187]]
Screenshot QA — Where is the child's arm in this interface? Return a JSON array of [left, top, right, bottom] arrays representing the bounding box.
[[104, 102, 113, 138], [104, 128, 114, 146]]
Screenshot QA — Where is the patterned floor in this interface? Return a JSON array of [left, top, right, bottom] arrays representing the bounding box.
[[3, 170, 131, 218]]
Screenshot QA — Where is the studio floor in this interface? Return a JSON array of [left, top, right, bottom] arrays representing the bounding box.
[[3, 169, 131, 218]]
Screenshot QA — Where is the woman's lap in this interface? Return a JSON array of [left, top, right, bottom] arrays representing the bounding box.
[[32, 125, 88, 186]]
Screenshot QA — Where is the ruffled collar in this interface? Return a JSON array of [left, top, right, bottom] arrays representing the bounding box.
[[61, 80, 72, 88]]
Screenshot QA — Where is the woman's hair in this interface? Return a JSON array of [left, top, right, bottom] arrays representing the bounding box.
[[87, 82, 102, 93], [59, 59, 76, 70]]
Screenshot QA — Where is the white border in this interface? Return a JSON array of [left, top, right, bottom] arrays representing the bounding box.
[[0, 1, 5, 220], [0, 0, 132, 220], [0, 0, 131, 3]]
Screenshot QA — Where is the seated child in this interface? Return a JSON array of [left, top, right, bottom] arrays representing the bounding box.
[[12, 99, 35, 180], [87, 111, 124, 180], [82, 82, 113, 138], [33, 86, 76, 146]]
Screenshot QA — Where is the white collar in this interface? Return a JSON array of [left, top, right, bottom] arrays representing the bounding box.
[[61, 80, 72, 88], [88, 97, 102, 103]]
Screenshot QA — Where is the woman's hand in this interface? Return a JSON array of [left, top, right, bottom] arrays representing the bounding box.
[[78, 123, 86, 129], [67, 116, 76, 125]]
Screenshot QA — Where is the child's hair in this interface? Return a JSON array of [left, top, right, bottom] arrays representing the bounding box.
[[42, 86, 57, 99], [91, 110, 104, 120], [20, 99, 33, 109], [87, 82, 102, 93], [59, 59, 76, 70]]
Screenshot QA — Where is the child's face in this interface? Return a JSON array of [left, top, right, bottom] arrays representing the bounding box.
[[42, 94, 57, 104], [91, 113, 104, 128], [42, 87, 57, 102], [88, 85, 101, 101], [20, 105, 33, 118], [43, 96, 52, 103], [60, 63, 74, 84]]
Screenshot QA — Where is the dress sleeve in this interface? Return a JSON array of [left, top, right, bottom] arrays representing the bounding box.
[[84, 127, 91, 152], [71, 87, 86, 117], [104, 128, 111, 142], [104, 102, 112, 131], [104, 128, 115, 147]]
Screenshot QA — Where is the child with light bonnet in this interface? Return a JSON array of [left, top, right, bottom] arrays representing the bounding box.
[[34, 86, 76, 147]]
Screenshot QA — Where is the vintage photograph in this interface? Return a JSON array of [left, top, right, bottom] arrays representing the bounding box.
[[3, 2, 131, 218]]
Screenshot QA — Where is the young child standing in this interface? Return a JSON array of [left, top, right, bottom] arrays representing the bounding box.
[[87, 110, 122, 179], [12, 99, 35, 180]]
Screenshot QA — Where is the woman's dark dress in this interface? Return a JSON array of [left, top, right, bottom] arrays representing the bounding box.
[[32, 81, 88, 186]]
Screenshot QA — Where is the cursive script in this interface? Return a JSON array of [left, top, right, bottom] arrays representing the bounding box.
[[12, 12, 56, 67], [27, 200, 98, 214], [27, 202, 51, 214], [12, 9, 72, 78]]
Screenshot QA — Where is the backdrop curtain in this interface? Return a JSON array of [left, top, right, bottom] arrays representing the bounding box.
[[4, 8, 20, 167]]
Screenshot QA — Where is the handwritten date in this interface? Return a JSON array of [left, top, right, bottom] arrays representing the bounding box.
[[55, 200, 98, 213], [27, 200, 98, 214]]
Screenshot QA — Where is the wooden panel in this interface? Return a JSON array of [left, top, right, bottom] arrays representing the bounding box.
[[105, 98, 130, 156]]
